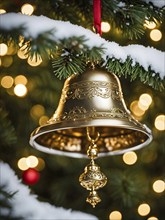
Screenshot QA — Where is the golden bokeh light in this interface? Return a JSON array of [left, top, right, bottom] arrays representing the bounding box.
[[150, 29, 162, 41], [123, 151, 137, 165], [109, 211, 122, 220], [148, 217, 158, 220], [0, 9, 6, 14], [39, 115, 49, 126], [144, 20, 156, 29], [101, 22, 111, 33], [21, 3, 34, 15], [14, 84, 27, 97], [0, 56, 13, 67], [15, 75, 28, 85], [30, 104, 45, 120], [17, 48, 28, 59], [18, 157, 29, 171], [26, 155, 39, 168], [130, 100, 145, 117], [35, 158, 45, 171], [154, 115, 165, 131], [138, 203, 150, 216], [0, 43, 8, 56], [27, 55, 42, 67], [139, 93, 152, 108], [1, 76, 14, 88], [153, 180, 165, 193]]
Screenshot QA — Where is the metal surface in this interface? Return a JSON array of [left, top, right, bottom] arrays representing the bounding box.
[[30, 68, 152, 158]]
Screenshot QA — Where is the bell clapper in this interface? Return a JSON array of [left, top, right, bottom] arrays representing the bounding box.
[[79, 127, 107, 207]]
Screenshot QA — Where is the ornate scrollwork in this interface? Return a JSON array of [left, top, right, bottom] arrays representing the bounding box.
[[63, 80, 122, 100]]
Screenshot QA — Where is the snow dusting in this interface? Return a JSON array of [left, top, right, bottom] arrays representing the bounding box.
[[0, 162, 98, 220], [143, 0, 165, 8], [0, 13, 164, 79]]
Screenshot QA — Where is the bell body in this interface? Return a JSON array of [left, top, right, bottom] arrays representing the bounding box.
[[30, 68, 152, 158]]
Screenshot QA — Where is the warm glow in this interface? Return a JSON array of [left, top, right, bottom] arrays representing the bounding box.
[[18, 157, 29, 171], [0, 43, 8, 56], [14, 84, 27, 97], [101, 22, 111, 33], [35, 158, 45, 171], [138, 203, 150, 216], [130, 100, 145, 117], [154, 115, 165, 131], [123, 151, 137, 165], [26, 155, 39, 168], [150, 29, 162, 41], [30, 104, 45, 119], [1, 56, 13, 67], [148, 217, 158, 220], [153, 180, 165, 193], [1, 76, 14, 88], [39, 115, 49, 125], [17, 49, 28, 59], [139, 93, 152, 107], [0, 9, 6, 14], [109, 211, 122, 220], [144, 20, 156, 29], [15, 75, 28, 85], [21, 3, 34, 15], [27, 55, 42, 66]]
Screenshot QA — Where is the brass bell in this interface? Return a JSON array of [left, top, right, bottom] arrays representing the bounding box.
[[30, 68, 152, 157], [29, 67, 152, 207]]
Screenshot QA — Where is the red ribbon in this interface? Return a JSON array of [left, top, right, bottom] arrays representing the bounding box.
[[93, 0, 102, 35]]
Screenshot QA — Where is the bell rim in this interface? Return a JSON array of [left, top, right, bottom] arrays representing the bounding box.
[[29, 118, 152, 158]]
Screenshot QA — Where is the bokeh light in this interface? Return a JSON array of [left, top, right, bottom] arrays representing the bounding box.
[[1, 76, 14, 88], [144, 20, 156, 29], [148, 217, 158, 220], [17, 48, 28, 59], [27, 55, 42, 66], [15, 75, 28, 85], [139, 93, 152, 109], [35, 158, 45, 171], [150, 29, 162, 41], [138, 203, 150, 216], [21, 3, 34, 15], [101, 22, 111, 33], [130, 100, 145, 117], [154, 115, 165, 131], [14, 84, 27, 97], [0, 43, 8, 56], [30, 104, 45, 120], [0, 56, 13, 67], [0, 9, 6, 14], [153, 180, 165, 193], [39, 115, 49, 125], [109, 211, 122, 220], [123, 151, 137, 165], [18, 157, 29, 171], [26, 155, 39, 168]]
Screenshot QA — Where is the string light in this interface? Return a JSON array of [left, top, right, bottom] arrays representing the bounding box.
[[17, 49, 28, 59], [27, 55, 42, 67], [152, 180, 165, 193], [144, 20, 156, 29], [0, 43, 8, 56], [0, 9, 6, 14], [154, 115, 165, 131], [1, 76, 14, 88], [138, 203, 150, 216], [123, 151, 137, 165], [21, 3, 34, 15], [139, 93, 152, 110], [26, 155, 39, 168], [101, 21, 111, 33], [150, 29, 162, 42], [14, 84, 27, 97], [109, 211, 122, 220], [18, 157, 29, 171], [15, 75, 28, 85]]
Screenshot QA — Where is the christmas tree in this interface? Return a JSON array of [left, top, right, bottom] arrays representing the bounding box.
[[0, 1, 165, 220]]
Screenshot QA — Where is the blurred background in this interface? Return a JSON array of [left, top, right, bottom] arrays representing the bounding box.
[[0, 1, 165, 220]]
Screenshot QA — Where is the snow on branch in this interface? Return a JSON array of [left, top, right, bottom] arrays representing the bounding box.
[[0, 162, 98, 220], [0, 13, 164, 79]]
